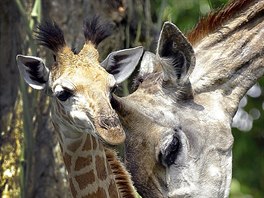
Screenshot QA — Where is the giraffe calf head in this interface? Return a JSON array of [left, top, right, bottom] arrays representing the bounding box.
[[16, 17, 143, 145]]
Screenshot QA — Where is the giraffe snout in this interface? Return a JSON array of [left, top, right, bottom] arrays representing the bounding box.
[[95, 113, 125, 145]]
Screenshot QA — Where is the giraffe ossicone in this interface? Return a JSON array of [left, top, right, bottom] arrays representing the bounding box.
[[17, 17, 143, 197]]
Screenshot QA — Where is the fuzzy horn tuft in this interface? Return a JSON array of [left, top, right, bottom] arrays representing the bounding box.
[[83, 16, 113, 47], [35, 21, 66, 53]]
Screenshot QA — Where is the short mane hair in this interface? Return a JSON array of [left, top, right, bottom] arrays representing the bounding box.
[[187, 0, 252, 44], [35, 21, 66, 52], [35, 16, 113, 53], [83, 16, 113, 47]]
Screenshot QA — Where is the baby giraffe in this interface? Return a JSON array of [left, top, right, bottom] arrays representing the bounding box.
[[16, 17, 143, 198]]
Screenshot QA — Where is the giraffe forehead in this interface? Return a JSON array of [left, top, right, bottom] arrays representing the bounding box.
[[55, 55, 103, 74], [70, 66, 108, 82], [52, 60, 111, 89], [52, 43, 103, 76], [74, 69, 112, 95]]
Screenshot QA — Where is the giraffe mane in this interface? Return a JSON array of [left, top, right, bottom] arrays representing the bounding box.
[[187, 0, 253, 44], [105, 148, 138, 198], [83, 16, 113, 47], [35, 21, 66, 53]]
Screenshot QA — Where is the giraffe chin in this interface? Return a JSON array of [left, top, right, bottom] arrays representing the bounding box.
[[95, 125, 126, 145]]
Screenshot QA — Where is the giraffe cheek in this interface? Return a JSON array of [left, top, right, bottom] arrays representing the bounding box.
[[69, 110, 94, 131]]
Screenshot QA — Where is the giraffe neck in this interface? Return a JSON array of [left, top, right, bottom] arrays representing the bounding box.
[[55, 130, 137, 198], [60, 133, 120, 198], [51, 105, 137, 197]]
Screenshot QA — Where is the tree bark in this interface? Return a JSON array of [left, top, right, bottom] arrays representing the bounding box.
[[0, 0, 22, 196]]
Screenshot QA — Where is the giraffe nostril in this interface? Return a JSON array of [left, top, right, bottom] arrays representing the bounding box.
[[99, 115, 120, 129]]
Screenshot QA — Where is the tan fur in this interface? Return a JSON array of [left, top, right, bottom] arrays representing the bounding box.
[[49, 42, 134, 197], [18, 19, 139, 198], [51, 44, 107, 85]]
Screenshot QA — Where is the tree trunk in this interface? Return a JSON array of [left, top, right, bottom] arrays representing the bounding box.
[[0, 0, 153, 197], [0, 0, 22, 197]]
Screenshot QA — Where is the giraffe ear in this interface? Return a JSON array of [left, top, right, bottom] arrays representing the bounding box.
[[16, 55, 50, 90], [157, 22, 195, 84], [101, 46, 144, 84]]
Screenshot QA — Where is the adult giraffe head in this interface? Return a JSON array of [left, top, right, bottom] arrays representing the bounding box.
[[16, 17, 143, 145], [110, 0, 264, 197]]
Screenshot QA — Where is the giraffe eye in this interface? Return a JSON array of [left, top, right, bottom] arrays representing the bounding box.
[[110, 84, 118, 93], [55, 89, 73, 101], [158, 133, 181, 167]]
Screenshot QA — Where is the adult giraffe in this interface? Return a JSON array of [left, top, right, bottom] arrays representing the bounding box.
[[16, 17, 143, 198], [110, 0, 264, 197]]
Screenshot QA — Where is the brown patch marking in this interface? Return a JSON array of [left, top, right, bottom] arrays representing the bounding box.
[[95, 155, 108, 181], [92, 135, 98, 150], [75, 156, 93, 171], [82, 135, 92, 151], [69, 178, 77, 197], [75, 170, 95, 190]]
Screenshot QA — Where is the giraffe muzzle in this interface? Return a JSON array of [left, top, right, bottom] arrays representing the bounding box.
[[95, 114, 125, 145], [99, 115, 120, 129]]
